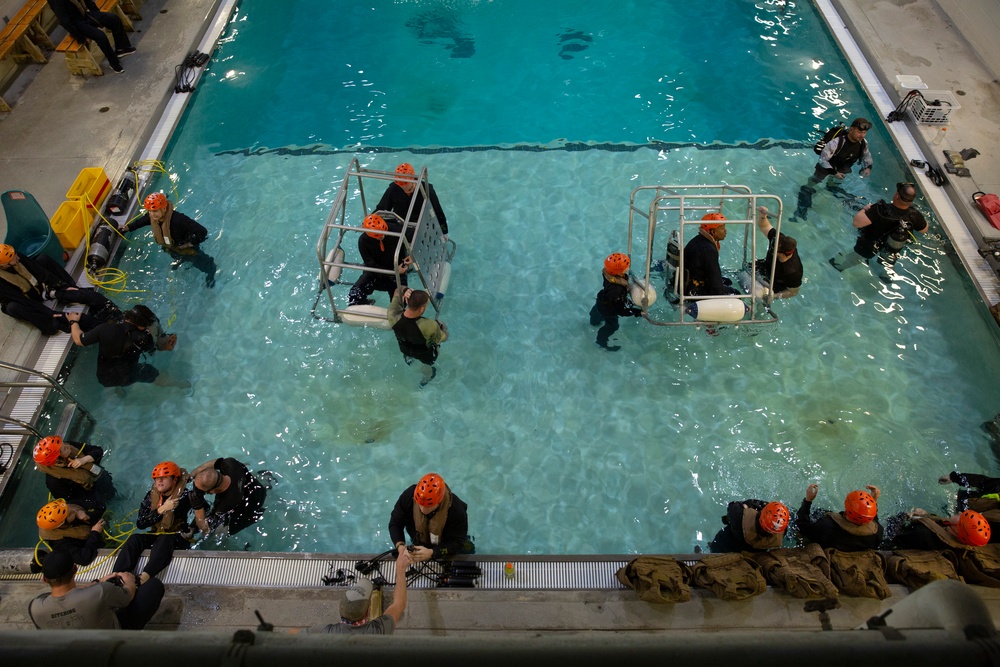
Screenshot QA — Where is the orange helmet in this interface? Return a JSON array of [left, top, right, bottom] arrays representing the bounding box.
[[758, 501, 790, 535], [603, 253, 630, 276], [700, 212, 726, 231], [414, 473, 445, 507], [954, 510, 991, 547], [844, 490, 878, 525], [37, 500, 69, 530], [394, 163, 416, 187], [0, 244, 15, 265], [363, 213, 388, 239], [151, 461, 182, 479], [144, 192, 168, 211], [33, 436, 63, 466]]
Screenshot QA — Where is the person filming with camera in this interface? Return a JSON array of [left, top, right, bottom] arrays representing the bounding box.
[[29, 551, 164, 630]]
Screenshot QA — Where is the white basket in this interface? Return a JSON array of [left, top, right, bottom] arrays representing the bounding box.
[[910, 90, 961, 124]]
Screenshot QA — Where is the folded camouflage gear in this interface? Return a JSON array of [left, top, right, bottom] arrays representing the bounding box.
[[826, 549, 892, 599], [752, 543, 838, 599], [686, 552, 767, 601], [886, 549, 962, 590], [616, 555, 691, 603]]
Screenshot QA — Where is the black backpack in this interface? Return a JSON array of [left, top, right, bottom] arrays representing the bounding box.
[[813, 123, 845, 155]]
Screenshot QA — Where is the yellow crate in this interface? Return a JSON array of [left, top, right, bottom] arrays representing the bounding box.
[[50, 200, 89, 250], [66, 166, 111, 213]]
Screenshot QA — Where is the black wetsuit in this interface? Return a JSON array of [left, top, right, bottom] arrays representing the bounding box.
[[683, 233, 734, 296], [855, 200, 927, 259], [113, 487, 193, 578], [0, 253, 118, 335], [376, 182, 449, 237], [49, 523, 105, 566], [387, 485, 470, 559], [756, 228, 803, 294], [125, 210, 216, 285], [392, 314, 438, 366], [47, 0, 132, 71], [189, 458, 267, 535], [79, 321, 158, 387], [348, 234, 407, 304], [589, 274, 640, 347], [796, 499, 884, 552]]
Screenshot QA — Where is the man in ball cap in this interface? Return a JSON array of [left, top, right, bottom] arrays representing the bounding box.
[[307, 552, 412, 635], [28, 550, 164, 630], [388, 472, 472, 562]]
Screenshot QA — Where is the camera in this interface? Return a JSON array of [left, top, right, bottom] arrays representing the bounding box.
[[109, 575, 125, 587]]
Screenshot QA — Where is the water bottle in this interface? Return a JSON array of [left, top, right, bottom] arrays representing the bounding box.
[[932, 126, 947, 146]]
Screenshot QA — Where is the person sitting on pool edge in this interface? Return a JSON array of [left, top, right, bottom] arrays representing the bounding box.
[[120, 193, 217, 288], [589, 252, 642, 352], [377, 163, 450, 242], [387, 287, 448, 387], [68, 304, 184, 389], [32, 435, 114, 514], [709, 499, 790, 553], [36, 500, 106, 567], [683, 213, 739, 297], [113, 461, 196, 585], [348, 214, 411, 306], [189, 457, 268, 537], [0, 244, 121, 335], [388, 472, 473, 562], [796, 483, 884, 552]]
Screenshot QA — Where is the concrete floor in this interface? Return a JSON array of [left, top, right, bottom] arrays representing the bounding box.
[[1, 0, 1000, 642]]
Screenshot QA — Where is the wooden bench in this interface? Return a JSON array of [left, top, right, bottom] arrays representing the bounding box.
[[0, 0, 58, 111], [54, 0, 135, 77]]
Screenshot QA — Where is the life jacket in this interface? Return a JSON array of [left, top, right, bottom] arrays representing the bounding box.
[[392, 314, 438, 365], [38, 505, 92, 541], [0, 262, 40, 296], [751, 543, 839, 599], [886, 549, 961, 589], [150, 202, 177, 250], [615, 555, 691, 603], [687, 552, 767, 601], [910, 515, 967, 550], [412, 486, 452, 547], [828, 511, 880, 537], [148, 471, 190, 533], [37, 460, 100, 489], [825, 549, 892, 599], [740, 507, 783, 550]]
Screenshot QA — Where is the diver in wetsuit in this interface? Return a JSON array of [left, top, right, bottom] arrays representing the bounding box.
[[387, 287, 448, 386], [376, 163, 450, 242], [348, 214, 411, 305], [792, 117, 873, 222], [190, 457, 268, 536], [683, 214, 738, 297], [589, 252, 642, 351], [121, 193, 217, 287]]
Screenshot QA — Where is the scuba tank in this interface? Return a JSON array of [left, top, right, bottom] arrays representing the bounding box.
[[666, 229, 681, 269], [86, 223, 116, 272], [885, 224, 911, 252], [104, 172, 136, 217]]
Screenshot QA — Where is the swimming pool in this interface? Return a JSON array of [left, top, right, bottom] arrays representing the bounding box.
[[2, 0, 999, 555]]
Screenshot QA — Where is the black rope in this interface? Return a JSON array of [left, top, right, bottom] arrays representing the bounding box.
[[174, 51, 210, 94], [886, 90, 923, 123]]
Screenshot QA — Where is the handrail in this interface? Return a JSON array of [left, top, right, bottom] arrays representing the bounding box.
[[0, 416, 43, 439], [0, 359, 96, 428]]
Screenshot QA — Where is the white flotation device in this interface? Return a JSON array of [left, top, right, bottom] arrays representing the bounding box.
[[324, 248, 345, 284], [685, 298, 747, 323], [629, 277, 657, 309], [738, 270, 769, 299], [338, 304, 391, 329], [434, 261, 452, 301]]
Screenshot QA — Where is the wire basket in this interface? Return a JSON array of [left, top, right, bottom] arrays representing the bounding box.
[[910, 90, 960, 124]]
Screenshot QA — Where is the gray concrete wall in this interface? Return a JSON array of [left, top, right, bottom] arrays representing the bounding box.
[[936, 0, 1000, 82]]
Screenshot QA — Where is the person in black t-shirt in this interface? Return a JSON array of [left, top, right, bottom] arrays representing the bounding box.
[[754, 208, 802, 299], [189, 457, 268, 536]]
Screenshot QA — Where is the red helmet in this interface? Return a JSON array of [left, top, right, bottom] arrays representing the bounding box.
[[700, 212, 726, 231], [414, 473, 445, 507], [33, 436, 63, 466], [37, 500, 69, 529], [144, 192, 168, 211], [363, 214, 388, 239], [758, 501, 790, 535], [151, 461, 182, 479], [954, 510, 991, 547], [394, 163, 416, 188], [844, 490, 878, 525], [603, 253, 630, 276]]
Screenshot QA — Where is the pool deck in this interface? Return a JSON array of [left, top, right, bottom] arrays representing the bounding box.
[[1, 0, 1000, 639]]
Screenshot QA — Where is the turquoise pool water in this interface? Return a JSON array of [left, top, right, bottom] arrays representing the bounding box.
[[2, 0, 999, 555]]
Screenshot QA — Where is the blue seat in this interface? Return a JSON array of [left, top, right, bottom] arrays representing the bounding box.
[[1, 190, 65, 263]]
